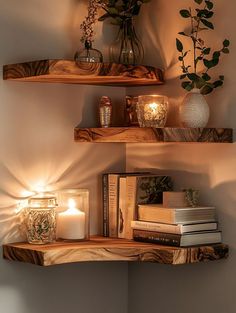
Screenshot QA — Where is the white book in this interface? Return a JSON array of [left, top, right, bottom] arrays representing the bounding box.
[[131, 220, 218, 235]]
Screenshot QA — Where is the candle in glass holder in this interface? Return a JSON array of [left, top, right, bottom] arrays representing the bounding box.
[[57, 198, 85, 240], [137, 95, 168, 127]]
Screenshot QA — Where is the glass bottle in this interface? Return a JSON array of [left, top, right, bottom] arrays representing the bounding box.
[[99, 96, 112, 128], [74, 40, 103, 64], [110, 18, 144, 65], [26, 193, 57, 245]]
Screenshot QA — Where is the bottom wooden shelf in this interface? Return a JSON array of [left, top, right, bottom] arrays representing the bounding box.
[[2, 237, 228, 267]]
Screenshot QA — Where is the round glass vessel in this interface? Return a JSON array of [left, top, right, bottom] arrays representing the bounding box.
[[26, 193, 57, 245], [74, 40, 103, 64], [136, 95, 168, 127]]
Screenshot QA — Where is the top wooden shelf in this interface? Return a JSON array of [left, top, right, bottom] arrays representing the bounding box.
[[3, 60, 164, 87], [3, 236, 228, 267]]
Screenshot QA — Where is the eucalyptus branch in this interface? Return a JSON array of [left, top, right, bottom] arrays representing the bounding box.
[[176, 0, 230, 95]]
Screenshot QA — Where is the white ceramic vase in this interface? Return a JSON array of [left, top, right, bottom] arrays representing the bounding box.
[[179, 88, 210, 128]]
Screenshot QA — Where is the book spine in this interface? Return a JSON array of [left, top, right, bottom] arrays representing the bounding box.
[[125, 176, 137, 239], [102, 174, 109, 237], [118, 177, 126, 238], [131, 221, 181, 234], [133, 229, 181, 247], [108, 174, 119, 238]]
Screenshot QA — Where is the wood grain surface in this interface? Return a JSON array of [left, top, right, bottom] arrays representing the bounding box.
[[3, 236, 228, 267], [74, 127, 233, 143], [3, 60, 164, 86]]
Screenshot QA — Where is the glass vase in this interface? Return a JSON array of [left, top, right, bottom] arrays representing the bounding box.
[[74, 40, 103, 64], [110, 18, 144, 65]]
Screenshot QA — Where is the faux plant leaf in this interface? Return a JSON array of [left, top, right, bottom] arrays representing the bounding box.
[[205, 1, 214, 10], [201, 18, 214, 29], [182, 81, 193, 91], [195, 0, 203, 4], [213, 80, 224, 88], [176, 38, 183, 52], [222, 48, 230, 54], [223, 39, 230, 47], [213, 51, 221, 59], [187, 73, 199, 81], [178, 31, 188, 36], [180, 9, 191, 18], [201, 85, 214, 95], [203, 47, 211, 55], [202, 73, 211, 81]]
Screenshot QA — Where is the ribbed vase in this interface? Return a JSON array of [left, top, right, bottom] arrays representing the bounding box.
[[179, 88, 210, 128]]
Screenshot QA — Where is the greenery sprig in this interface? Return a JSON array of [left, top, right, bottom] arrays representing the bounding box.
[[98, 0, 151, 25], [176, 0, 230, 95]]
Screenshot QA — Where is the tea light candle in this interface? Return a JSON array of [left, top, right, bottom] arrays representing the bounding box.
[[57, 198, 85, 240], [144, 102, 160, 120]]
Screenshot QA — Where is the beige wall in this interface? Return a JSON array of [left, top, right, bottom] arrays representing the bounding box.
[[0, 1, 128, 313], [127, 1, 236, 312], [0, 0, 235, 312]]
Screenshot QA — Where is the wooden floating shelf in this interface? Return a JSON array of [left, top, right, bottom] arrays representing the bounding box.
[[3, 60, 164, 87], [74, 127, 233, 143], [2, 237, 228, 267]]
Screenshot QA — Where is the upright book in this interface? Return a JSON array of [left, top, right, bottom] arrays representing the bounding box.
[[138, 204, 217, 224], [102, 172, 150, 237], [133, 229, 222, 247], [125, 175, 173, 239]]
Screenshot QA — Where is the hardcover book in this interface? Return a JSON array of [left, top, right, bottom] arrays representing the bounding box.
[[133, 229, 222, 247], [138, 204, 217, 224], [125, 175, 173, 239], [102, 172, 150, 238], [131, 220, 218, 235]]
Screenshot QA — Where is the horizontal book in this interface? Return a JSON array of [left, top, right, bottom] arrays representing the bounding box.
[[133, 229, 222, 247], [138, 204, 217, 224], [131, 220, 218, 235]]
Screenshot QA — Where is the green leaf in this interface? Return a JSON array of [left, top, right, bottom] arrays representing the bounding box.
[[180, 74, 187, 80], [176, 38, 183, 52], [195, 0, 203, 4], [179, 56, 183, 61], [182, 81, 193, 91], [201, 85, 214, 95], [180, 9, 191, 18], [205, 1, 214, 10], [213, 80, 224, 88], [223, 39, 230, 47], [222, 48, 230, 54], [202, 73, 211, 81], [201, 19, 214, 29], [203, 48, 211, 55], [213, 51, 221, 59], [219, 75, 225, 81], [187, 73, 199, 81]]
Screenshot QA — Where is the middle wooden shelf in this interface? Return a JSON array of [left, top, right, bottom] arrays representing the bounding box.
[[74, 127, 233, 143]]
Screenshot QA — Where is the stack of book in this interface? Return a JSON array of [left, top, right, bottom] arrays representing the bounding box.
[[132, 200, 221, 247], [102, 172, 173, 239]]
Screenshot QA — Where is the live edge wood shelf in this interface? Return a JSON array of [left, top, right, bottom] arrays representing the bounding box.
[[3, 237, 228, 267], [3, 60, 164, 86], [74, 127, 233, 143]]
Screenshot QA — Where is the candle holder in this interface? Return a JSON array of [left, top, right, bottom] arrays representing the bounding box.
[[56, 189, 89, 241], [136, 95, 168, 128], [26, 193, 57, 245]]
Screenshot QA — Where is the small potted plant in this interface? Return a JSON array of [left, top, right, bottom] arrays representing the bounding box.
[[176, 0, 230, 127]]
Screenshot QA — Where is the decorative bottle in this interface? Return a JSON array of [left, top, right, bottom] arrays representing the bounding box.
[[99, 96, 112, 128]]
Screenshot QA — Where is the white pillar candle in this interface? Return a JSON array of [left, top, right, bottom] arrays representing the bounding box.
[[57, 198, 85, 240]]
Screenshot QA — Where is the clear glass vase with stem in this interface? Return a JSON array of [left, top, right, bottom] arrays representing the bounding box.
[[110, 18, 144, 65]]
